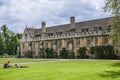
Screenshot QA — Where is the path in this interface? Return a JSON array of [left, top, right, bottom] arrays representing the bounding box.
[[0, 59, 68, 67]]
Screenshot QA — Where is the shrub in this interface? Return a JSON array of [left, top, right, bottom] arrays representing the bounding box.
[[90, 45, 117, 59], [45, 48, 54, 58], [77, 47, 87, 58], [60, 48, 68, 58]]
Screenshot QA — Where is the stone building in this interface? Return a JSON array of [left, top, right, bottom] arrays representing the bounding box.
[[18, 16, 117, 58]]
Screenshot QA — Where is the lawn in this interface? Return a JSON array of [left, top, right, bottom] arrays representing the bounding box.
[[0, 58, 56, 64], [0, 59, 120, 80]]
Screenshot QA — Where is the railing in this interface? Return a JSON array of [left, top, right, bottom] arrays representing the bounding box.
[[20, 30, 110, 42]]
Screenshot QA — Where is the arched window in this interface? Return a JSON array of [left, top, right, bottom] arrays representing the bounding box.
[[22, 43, 25, 49], [95, 37, 98, 45]]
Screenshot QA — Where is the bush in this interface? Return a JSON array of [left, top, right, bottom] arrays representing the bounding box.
[[90, 45, 117, 59], [60, 48, 68, 59], [77, 47, 87, 59], [45, 48, 54, 58], [1, 53, 9, 58]]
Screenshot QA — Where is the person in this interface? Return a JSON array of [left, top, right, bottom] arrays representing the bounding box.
[[3, 61, 11, 69], [14, 64, 28, 68]]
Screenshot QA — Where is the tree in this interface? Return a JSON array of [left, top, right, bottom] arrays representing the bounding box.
[[0, 24, 19, 55], [0, 33, 5, 55], [16, 33, 22, 39], [77, 47, 87, 59], [104, 0, 120, 16], [104, 0, 120, 52], [60, 48, 68, 58], [45, 48, 54, 58]]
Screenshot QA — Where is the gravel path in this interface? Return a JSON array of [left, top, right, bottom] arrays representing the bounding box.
[[0, 59, 68, 67]]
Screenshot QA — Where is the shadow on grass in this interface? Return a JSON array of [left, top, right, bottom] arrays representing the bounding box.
[[111, 62, 120, 67], [99, 70, 120, 78]]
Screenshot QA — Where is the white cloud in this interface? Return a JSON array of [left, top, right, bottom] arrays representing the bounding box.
[[0, 0, 111, 33]]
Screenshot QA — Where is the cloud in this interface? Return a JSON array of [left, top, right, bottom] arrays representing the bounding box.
[[0, 0, 111, 33]]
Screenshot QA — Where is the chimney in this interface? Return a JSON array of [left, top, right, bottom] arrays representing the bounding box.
[[42, 21, 46, 33], [70, 16, 75, 30]]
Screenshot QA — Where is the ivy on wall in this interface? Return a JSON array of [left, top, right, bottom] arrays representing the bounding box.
[[90, 45, 116, 59]]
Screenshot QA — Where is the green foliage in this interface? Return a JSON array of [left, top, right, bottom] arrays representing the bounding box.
[[39, 48, 45, 58], [0, 33, 5, 55], [104, 0, 120, 16], [90, 46, 105, 59], [90, 45, 116, 59], [77, 47, 87, 58], [104, 0, 120, 51], [0, 24, 19, 55], [1, 53, 9, 58], [60, 48, 68, 58], [45, 48, 54, 58], [16, 33, 23, 39], [104, 45, 117, 59], [0, 59, 120, 80]]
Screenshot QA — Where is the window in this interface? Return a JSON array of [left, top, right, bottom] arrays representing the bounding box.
[[58, 40, 62, 48], [86, 37, 90, 45], [66, 39, 69, 48], [76, 38, 80, 47], [94, 27, 102, 31], [82, 28, 89, 33], [22, 43, 25, 49], [65, 31, 70, 35], [108, 25, 111, 32], [35, 34, 41, 37], [48, 33, 53, 36], [70, 29, 76, 32], [25, 33, 27, 39], [95, 37, 98, 45], [56, 32, 62, 35]]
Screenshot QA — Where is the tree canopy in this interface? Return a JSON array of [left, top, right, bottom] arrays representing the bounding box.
[[104, 0, 120, 51], [0, 24, 19, 55]]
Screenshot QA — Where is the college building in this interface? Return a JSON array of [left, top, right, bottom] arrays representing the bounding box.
[[18, 16, 119, 58]]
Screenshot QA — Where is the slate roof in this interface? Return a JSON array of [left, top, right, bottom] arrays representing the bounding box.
[[26, 17, 111, 38]]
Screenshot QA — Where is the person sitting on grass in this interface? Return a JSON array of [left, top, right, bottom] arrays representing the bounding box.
[[15, 64, 28, 68], [3, 61, 11, 69]]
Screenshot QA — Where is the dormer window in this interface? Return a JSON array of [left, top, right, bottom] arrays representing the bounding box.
[[65, 31, 70, 34], [94, 27, 102, 31], [56, 32, 62, 35], [48, 33, 53, 36], [82, 28, 89, 33]]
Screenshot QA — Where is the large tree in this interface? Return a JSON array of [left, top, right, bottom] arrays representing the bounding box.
[[104, 0, 120, 52], [0, 24, 19, 55], [0, 33, 5, 55]]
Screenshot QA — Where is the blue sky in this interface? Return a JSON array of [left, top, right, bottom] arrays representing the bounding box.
[[0, 0, 111, 33]]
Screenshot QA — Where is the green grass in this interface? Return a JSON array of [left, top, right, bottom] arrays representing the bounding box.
[[0, 58, 55, 64], [0, 59, 120, 80]]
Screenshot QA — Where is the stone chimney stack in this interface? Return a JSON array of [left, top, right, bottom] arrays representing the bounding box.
[[70, 16, 75, 30], [42, 21, 46, 33]]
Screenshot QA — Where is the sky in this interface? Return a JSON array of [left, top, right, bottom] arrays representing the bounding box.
[[0, 0, 111, 33]]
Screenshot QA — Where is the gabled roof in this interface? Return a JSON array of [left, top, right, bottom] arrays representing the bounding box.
[[26, 28, 35, 38], [27, 17, 111, 37]]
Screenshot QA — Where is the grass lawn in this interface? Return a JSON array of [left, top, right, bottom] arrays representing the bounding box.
[[0, 59, 120, 80], [0, 58, 55, 64]]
